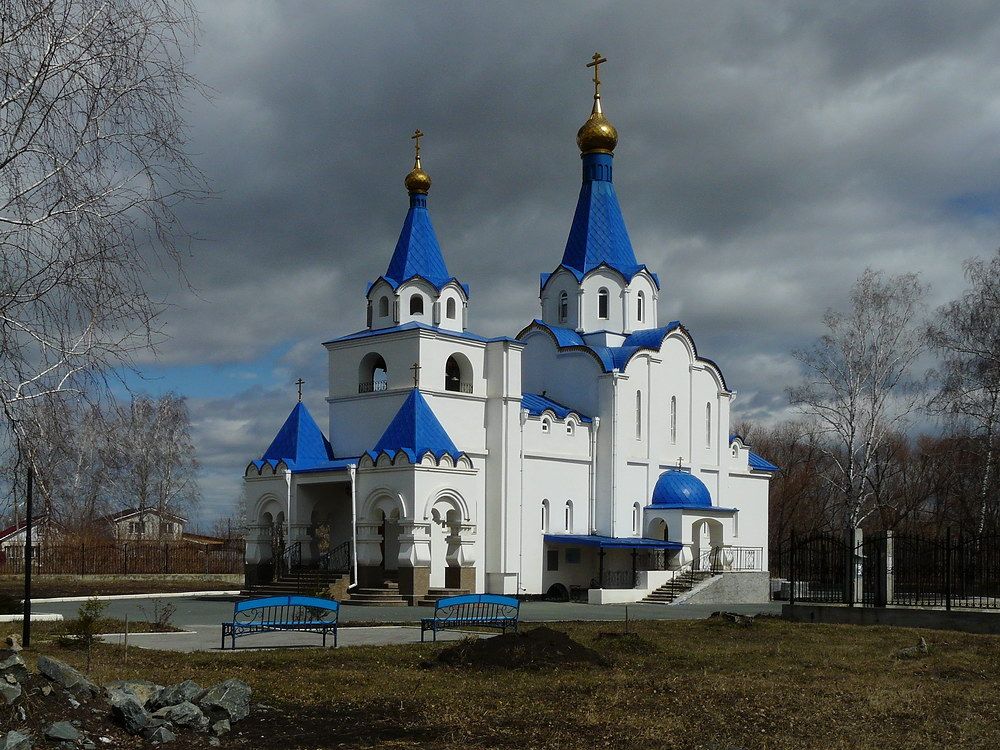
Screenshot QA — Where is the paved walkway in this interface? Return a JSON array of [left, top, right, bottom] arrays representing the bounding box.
[[45, 595, 780, 652]]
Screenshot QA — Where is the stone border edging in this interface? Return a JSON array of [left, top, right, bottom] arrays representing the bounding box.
[[30, 590, 242, 604]]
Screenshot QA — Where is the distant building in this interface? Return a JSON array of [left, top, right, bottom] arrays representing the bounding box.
[[0, 514, 59, 552], [105, 508, 187, 542]]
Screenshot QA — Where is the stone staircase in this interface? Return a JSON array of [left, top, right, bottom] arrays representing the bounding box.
[[346, 581, 408, 607], [243, 568, 349, 599], [416, 587, 471, 607], [641, 569, 713, 604]]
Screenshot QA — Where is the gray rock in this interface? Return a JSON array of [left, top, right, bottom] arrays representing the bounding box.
[[143, 726, 176, 744], [108, 690, 150, 734], [1, 730, 32, 750], [150, 679, 203, 710], [208, 739, 220, 747], [0, 678, 21, 705], [44, 722, 79, 742], [36, 656, 98, 698], [4, 636, 21, 652], [0, 653, 28, 683], [198, 679, 251, 723], [152, 700, 208, 730], [105, 680, 162, 707], [82, 742, 96, 750], [211, 719, 230, 737]]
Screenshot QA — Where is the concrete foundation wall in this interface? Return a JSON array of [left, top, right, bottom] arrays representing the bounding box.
[[681, 571, 770, 604], [783, 604, 1000, 635]]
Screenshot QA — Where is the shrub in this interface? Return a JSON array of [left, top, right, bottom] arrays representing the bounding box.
[[62, 597, 108, 651]]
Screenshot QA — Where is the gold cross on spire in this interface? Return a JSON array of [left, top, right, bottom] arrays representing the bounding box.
[[587, 52, 607, 99], [411, 129, 424, 165]]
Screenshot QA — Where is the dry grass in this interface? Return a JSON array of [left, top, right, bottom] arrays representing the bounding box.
[[9, 617, 1000, 749]]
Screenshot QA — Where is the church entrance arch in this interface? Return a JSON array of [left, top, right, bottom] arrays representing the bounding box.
[[692, 518, 724, 571], [429, 501, 462, 589]]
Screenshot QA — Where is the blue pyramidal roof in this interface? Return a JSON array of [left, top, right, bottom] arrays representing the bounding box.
[[259, 402, 335, 470], [367, 389, 463, 463], [553, 152, 658, 287], [382, 193, 454, 290]]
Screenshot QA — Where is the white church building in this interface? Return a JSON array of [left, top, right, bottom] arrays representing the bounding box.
[[243, 60, 775, 605]]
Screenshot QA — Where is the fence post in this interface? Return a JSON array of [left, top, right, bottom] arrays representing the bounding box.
[[883, 531, 894, 607], [80, 541, 85, 576], [164, 543, 169, 575], [123, 543, 127, 576], [945, 526, 952, 612], [789, 531, 796, 607]]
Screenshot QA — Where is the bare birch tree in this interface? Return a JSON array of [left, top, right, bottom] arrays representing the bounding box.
[[928, 250, 1000, 537], [0, 1, 203, 467], [788, 269, 927, 528]]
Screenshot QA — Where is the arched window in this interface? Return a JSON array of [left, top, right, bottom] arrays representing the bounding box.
[[409, 294, 424, 315], [565, 420, 575, 436], [445, 353, 472, 393], [598, 288, 609, 320], [633, 503, 641, 534], [558, 291, 568, 323], [541, 499, 550, 532], [636, 291, 645, 322], [378, 296, 389, 318], [670, 396, 677, 444], [446, 297, 456, 319], [635, 390, 642, 440], [564, 500, 573, 531], [541, 418, 550, 434], [705, 402, 712, 448], [358, 352, 388, 393]]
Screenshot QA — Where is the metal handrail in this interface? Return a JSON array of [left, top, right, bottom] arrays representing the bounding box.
[[318, 540, 351, 575]]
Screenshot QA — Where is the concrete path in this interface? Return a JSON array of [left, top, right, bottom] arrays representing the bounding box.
[[98, 625, 482, 653], [46, 595, 781, 652]]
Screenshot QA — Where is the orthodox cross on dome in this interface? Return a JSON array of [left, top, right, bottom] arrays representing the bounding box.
[[295, 378, 305, 402], [410, 361, 421, 388], [587, 52, 607, 99], [676, 456, 684, 468], [411, 129, 424, 164]]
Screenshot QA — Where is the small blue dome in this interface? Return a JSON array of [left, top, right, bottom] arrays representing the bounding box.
[[651, 470, 712, 508]]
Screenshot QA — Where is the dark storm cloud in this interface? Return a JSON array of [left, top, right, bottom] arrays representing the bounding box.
[[161, 1, 1000, 519]]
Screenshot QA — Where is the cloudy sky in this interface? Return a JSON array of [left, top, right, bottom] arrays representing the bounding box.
[[137, 1, 1000, 525]]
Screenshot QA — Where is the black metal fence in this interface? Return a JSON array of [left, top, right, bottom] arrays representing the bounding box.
[[772, 529, 1000, 610], [0, 541, 245, 576]]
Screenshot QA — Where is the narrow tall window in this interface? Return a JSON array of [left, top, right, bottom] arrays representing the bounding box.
[[635, 390, 642, 440], [378, 296, 389, 317], [705, 402, 712, 448], [637, 291, 645, 322], [670, 396, 677, 444], [558, 291, 568, 323], [598, 288, 609, 319], [409, 294, 424, 315], [632, 503, 641, 534], [564, 501, 573, 531], [446, 298, 456, 319], [541, 499, 550, 532]]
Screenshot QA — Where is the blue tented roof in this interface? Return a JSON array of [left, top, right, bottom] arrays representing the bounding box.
[[544, 534, 682, 550], [521, 392, 592, 423], [547, 152, 659, 288], [366, 389, 464, 463], [380, 193, 463, 293], [256, 402, 335, 471]]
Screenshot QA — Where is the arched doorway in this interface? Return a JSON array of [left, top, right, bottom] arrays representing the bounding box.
[[429, 502, 462, 589], [692, 518, 724, 571], [376, 507, 400, 581]]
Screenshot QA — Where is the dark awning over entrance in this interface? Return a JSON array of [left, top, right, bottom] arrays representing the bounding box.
[[543, 534, 682, 551]]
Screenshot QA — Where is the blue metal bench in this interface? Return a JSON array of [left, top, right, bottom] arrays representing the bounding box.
[[221, 595, 339, 649], [420, 593, 520, 642]]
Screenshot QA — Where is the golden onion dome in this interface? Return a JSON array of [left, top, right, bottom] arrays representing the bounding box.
[[577, 94, 618, 154], [404, 156, 431, 195]]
